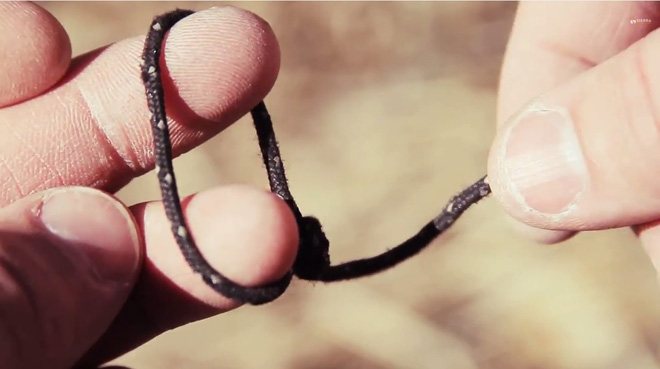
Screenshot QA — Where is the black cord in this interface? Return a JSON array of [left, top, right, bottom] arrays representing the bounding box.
[[141, 9, 291, 305], [141, 9, 491, 306]]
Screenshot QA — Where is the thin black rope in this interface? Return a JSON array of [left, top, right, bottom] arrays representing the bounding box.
[[141, 9, 491, 306]]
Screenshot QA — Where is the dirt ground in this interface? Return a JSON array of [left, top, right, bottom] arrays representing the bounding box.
[[38, 2, 660, 369]]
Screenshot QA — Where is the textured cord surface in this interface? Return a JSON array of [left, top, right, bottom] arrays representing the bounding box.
[[141, 9, 491, 306]]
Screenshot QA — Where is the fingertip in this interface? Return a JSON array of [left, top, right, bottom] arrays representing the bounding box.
[[139, 184, 298, 310], [0, 2, 72, 106], [37, 186, 142, 284], [488, 157, 578, 245], [487, 136, 528, 222], [487, 153, 578, 245], [487, 101, 589, 231], [505, 216, 578, 245], [185, 185, 298, 287], [162, 6, 281, 123], [188, 185, 299, 287]]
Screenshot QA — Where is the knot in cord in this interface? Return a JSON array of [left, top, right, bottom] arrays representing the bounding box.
[[293, 216, 331, 280]]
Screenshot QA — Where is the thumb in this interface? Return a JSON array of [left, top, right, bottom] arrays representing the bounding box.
[[0, 187, 141, 369], [487, 28, 660, 232]]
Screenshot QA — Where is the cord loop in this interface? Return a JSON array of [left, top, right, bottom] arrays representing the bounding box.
[[142, 9, 491, 306]]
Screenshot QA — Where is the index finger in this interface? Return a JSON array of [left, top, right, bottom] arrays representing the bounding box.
[[0, 6, 280, 205]]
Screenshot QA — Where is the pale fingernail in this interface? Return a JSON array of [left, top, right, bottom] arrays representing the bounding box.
[[499, 105, 587, 215], [38, 187, 140, 284]]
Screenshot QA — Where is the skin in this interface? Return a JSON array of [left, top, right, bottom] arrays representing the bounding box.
[[5, 2, 660, 368], [489, 2, 660, 263], [0, 3, 298, 369]]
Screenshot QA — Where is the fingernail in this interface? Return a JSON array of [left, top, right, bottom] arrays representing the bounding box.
[[499, 104, 587, 214], [38, 187, 140, 284]]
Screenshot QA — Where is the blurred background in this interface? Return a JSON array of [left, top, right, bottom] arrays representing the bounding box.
[[38, 2, 660, 368]]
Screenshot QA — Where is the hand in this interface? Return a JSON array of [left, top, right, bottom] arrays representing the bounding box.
[[487, 3, 660, 261], [0, 3, 298, 369]]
